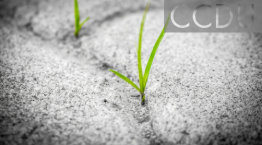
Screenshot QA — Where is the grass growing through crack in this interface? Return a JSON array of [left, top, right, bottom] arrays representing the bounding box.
[[110, 2, 170, 105], [74, 0, 90, 37]]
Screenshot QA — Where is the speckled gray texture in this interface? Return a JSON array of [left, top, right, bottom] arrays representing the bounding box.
[[0, 0, 262, 145], [24, 0, 162, 40], [0, 26, 154, 145], [91, 9, 262, 145]]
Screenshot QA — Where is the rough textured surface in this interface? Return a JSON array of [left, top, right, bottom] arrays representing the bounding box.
[[0, 0, 262, 145], [92, 9, 262, 145], [0, 27, 151, 145]]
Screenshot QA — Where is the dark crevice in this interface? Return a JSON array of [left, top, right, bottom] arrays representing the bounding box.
[[24, 22, 49, 41], [97, 11, 123, 26], [96, 6, 159, 27], [3, 1, 165, 144], [99, 62, 112, 70]]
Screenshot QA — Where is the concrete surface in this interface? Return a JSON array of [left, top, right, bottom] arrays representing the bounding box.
[[0, 0, 262, 145]]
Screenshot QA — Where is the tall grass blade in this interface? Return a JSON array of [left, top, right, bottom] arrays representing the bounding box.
[[138, 2, 150, 93], [74, 0, 80, 31], [109, 69, 141, 93], [143, 14, 170, 88]]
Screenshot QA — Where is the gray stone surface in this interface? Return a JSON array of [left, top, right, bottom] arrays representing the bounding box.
[[0, 0, 262, 145], [92, 9, 262, 145], [0, 26, 152, 145]]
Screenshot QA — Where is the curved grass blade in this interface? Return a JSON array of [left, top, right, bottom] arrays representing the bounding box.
[[138, 2, 150, 93], [80, 17, 90, 28], [143, 14, 170, 88], [109, 69, 141, 93]]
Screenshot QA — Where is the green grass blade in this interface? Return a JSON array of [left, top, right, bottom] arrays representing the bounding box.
[[143, 14, 170, 88], [138, 2, 150, 93], [141, 94, 145, 105], [109, 69, 141, 93], [80, 17, 90, 28], [74, 0, 80, 31], [74, 30, 79, 37]]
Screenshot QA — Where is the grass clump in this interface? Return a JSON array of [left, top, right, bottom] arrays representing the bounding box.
[[110, 2, 170, 105], [74, 0, 90, 37]]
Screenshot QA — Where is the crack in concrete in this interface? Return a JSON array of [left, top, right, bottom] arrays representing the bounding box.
[[2, 1, 164, 144]]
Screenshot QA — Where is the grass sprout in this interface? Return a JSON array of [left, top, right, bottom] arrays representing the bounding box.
[[110, 2, 170, 105], [74, 0, 90, 37]]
